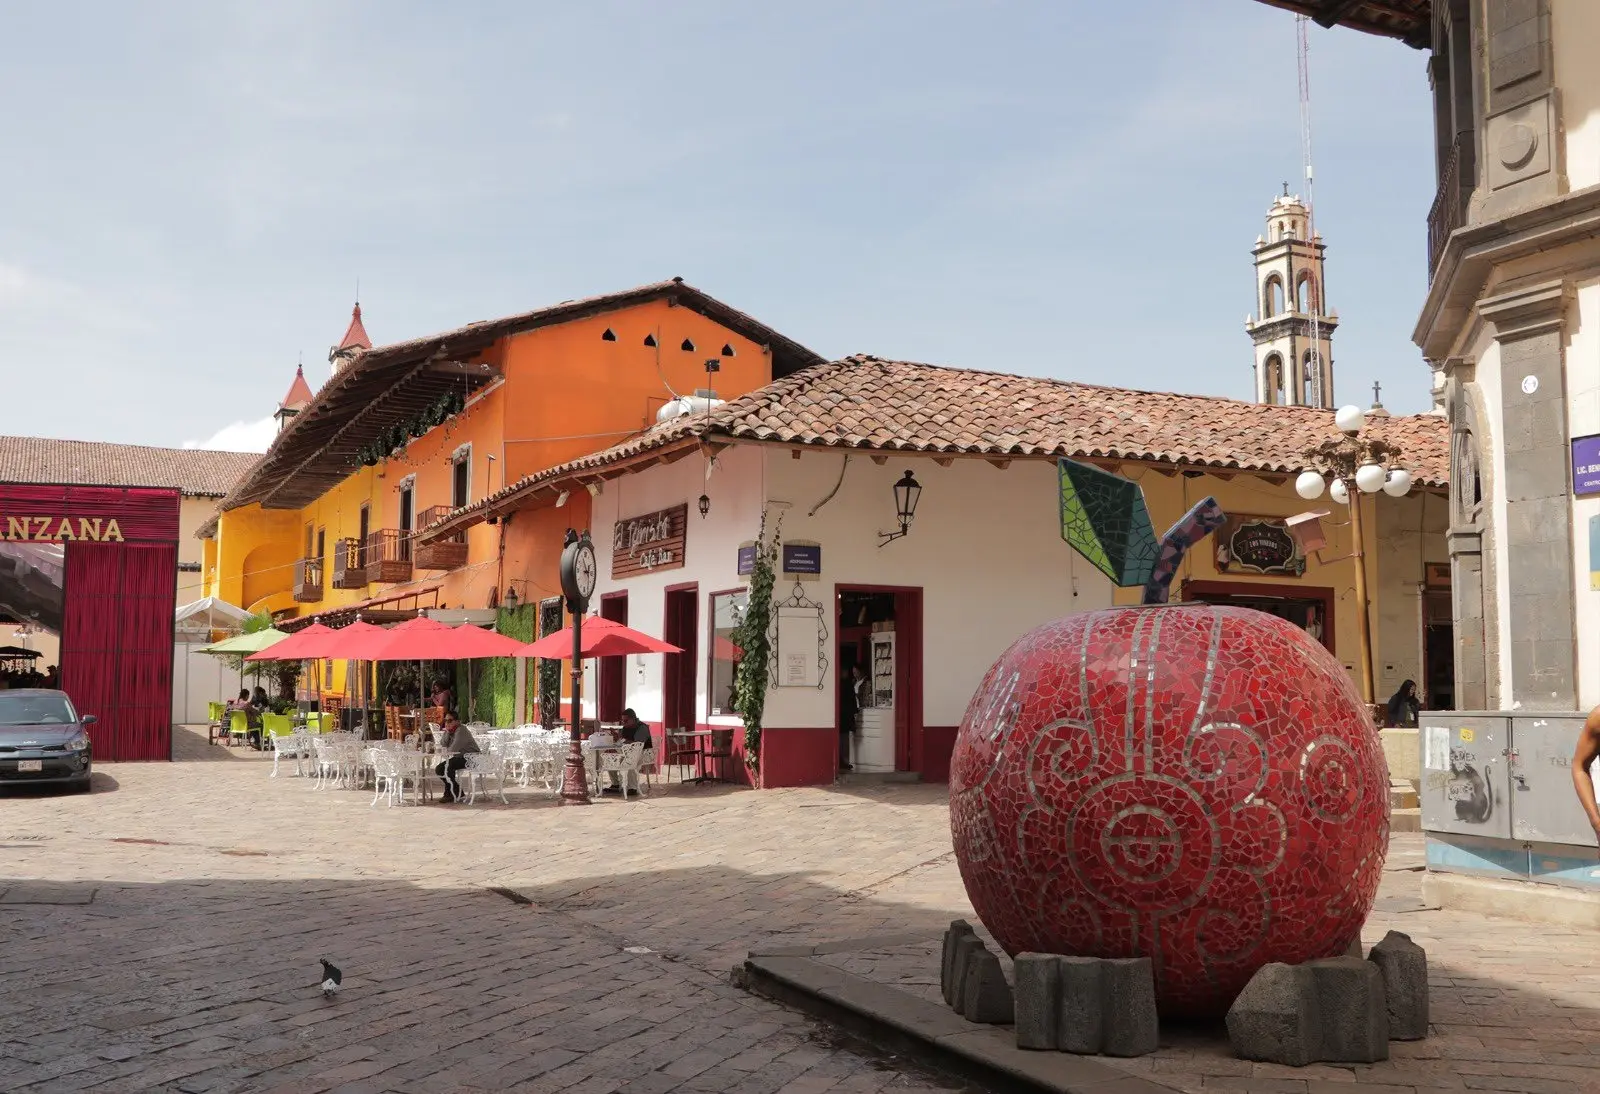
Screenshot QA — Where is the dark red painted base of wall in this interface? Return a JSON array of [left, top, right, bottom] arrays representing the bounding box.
[[920, 726, 958, 784], [552, 709, 950, 789], [759, 727, 840, 788]]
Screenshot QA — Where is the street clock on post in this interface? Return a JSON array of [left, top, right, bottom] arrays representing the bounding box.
[[559, 530, 596, 614]]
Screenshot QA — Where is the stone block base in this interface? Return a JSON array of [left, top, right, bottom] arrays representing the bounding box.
[[1011, 952, 1158, 1058], [1227, 937, 1431, 1066]]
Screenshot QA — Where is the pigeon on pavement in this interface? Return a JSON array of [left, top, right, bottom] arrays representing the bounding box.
[[319, 958, 342, 996]]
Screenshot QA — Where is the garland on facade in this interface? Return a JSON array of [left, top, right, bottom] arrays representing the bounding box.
[[355, 389, 467, 467], [731, 508, 782, 775]]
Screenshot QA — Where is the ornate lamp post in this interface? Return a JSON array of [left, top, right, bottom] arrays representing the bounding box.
[[557, 528, 597, 805], [1293, 404, 1413, 713]]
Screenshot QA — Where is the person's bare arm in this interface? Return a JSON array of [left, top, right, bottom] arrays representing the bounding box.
[[1570, 708, 1600, 849]]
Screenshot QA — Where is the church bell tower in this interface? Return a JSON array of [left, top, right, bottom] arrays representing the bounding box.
[[1244, 190, 1338, 408]]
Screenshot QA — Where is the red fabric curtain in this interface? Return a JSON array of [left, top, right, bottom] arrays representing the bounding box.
[[60, 541, 175, 761]]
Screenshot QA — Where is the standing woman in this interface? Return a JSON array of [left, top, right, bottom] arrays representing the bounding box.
[[1385, 680, 1420, 729]]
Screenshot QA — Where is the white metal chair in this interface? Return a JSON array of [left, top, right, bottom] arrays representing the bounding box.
[[597, 742, 646, 799], [369, 749, 406, 807], [269, 729, 310, 778], [458, 752, 508, 805]]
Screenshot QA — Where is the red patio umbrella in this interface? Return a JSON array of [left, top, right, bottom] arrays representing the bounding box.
[[312, 620, 398, 660], [360, 616, 460, 661], [243, 622, 338, 662], [516, 616, 681, 659]]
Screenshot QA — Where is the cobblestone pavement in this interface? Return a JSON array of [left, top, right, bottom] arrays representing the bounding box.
[[0, 729, 1596, 1092]]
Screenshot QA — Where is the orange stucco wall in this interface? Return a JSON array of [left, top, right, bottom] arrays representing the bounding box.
[[205, 296, 786, 662]]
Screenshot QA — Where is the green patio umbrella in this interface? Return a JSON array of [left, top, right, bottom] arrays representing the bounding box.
[[197, 628, 290, 655], [199, 627, 290, 700]]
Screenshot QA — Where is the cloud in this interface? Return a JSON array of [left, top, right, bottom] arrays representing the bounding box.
[[185, 416, 276, 453]]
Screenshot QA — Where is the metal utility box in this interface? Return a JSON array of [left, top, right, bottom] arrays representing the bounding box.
[[1508, 714, 1592, 846], [1418, 713, 1512, 840]]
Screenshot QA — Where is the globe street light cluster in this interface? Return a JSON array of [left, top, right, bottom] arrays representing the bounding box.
[[1293, 404, 1413, 503]]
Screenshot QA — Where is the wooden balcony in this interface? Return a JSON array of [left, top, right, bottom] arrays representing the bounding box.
[[413, 505, 468, 571], [292, 558, 324, 603], [331, 538, 367, 590], [363, 529, 413, 585]]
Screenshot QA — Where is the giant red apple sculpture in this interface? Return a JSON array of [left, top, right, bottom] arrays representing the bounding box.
[[949, 602, 1389, 1018]]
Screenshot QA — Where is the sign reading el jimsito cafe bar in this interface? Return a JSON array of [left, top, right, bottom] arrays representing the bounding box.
[[611, 503, 687, 578]]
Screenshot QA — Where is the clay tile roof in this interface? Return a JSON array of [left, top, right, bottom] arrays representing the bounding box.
[[423, 356, 1448, 538], [280, 365, 315, 411], [338, 303, 371, 352], [0, 436, 262, 498]]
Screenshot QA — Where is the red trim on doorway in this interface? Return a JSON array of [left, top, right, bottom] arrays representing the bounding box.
[[836, 584, 923, 776], [1180, 579, 1337, 654]]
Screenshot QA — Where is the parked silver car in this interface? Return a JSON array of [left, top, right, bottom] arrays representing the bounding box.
[[0, 689, 95, 791]]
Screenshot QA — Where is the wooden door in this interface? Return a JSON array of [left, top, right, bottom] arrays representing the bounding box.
[[662, 586, 698, 731], [598, 592, 628, 722]]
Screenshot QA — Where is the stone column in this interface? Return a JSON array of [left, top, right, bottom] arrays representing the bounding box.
[[1478, 280, 1575, 710], [1448, 525, 1487, 711]]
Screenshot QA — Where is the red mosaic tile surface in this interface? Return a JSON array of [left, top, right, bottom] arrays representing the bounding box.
[[949, 603, 1389, 1019]]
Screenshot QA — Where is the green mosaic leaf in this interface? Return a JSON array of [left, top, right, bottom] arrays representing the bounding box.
[[1057, 458, 1158, 588]]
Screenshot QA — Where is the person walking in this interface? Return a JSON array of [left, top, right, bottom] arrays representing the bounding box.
[[839, 662, 864, 772]]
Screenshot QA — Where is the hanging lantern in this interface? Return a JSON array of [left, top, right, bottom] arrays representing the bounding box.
[[697, 493, 710, 518]]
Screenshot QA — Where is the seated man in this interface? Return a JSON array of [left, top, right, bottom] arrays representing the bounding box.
[[602, 708, 652, 798], [433, 714, 479, 803]]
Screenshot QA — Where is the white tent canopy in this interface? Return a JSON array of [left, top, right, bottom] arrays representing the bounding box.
[[174, 597, 253, 725], [175, 596, 252, 637]]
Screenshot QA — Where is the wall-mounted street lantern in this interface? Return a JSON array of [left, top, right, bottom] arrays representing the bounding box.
[[503, 584, 520, 612], [878, 470, 923, 546]]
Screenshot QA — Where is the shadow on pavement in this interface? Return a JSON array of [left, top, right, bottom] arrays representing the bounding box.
[[0, 871, 979, 1094]]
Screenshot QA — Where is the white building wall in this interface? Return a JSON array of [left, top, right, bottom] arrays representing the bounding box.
[[759, 452, 1111, 731], [584, 444, 766, 727], [1554, 0, 1600, 193], [1569, 279, 1600, 708], [584, 445, 1115, 736]]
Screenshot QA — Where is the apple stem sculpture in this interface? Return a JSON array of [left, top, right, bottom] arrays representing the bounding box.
[[1057, 458, 1226, 603]]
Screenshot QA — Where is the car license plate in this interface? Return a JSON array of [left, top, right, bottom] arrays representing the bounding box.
[[17, 760, 42, 773]]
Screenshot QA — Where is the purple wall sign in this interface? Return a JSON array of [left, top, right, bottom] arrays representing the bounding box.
[[781, 543, 823, 575], [736, 544, 756, 576], [1574, 434, 1600, 497]]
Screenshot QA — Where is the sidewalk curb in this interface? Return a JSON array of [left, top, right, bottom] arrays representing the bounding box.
[[739, 947, 1181, 1094]]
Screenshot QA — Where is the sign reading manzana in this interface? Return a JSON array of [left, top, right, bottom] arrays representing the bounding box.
[[612, 503, 687, 579], [0, 516, 127, 542], [1215, 514, 1305, 577]]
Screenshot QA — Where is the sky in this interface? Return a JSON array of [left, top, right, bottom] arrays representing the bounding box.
[[0, 1, 1435, 454]]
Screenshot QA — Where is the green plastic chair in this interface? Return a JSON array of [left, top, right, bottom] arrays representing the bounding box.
[[227, 710, 250, 746], [261, 712, 293, 740], [207, 701, 228, 745], [303, 712, 325, 734]]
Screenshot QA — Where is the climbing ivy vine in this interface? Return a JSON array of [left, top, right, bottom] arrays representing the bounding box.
[[731, 508, 782, 775]]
